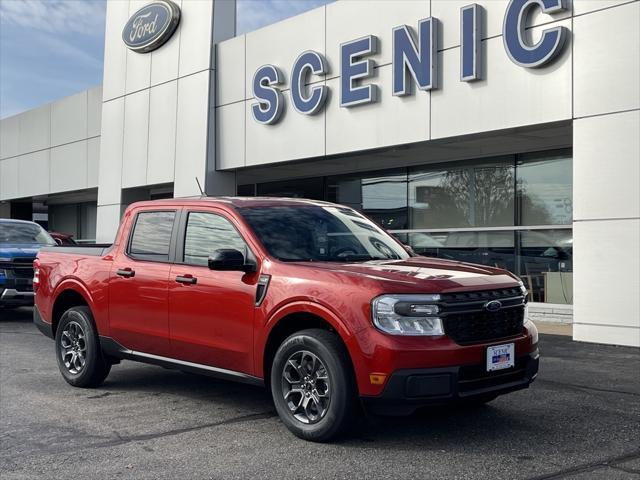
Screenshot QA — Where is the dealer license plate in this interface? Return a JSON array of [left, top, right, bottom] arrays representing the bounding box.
[[486, 343, 515, 372]]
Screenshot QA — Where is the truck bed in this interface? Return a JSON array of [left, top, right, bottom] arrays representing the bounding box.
[[39, 244, 113, 257]]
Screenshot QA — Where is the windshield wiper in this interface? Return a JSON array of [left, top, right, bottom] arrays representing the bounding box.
[[278, 255, 393, 263]]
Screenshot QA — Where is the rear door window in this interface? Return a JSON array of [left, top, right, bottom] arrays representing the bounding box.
[[128, 211, 176, 262]]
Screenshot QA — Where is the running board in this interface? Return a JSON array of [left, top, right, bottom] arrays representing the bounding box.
[[99, 336, 264, 387]]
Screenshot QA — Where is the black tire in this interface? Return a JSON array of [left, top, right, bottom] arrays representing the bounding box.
[[55, 306, 111, 388], [270, 329, 357, 442]]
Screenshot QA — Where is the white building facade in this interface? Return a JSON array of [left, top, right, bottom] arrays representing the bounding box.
[[0, 0, 638, 347]]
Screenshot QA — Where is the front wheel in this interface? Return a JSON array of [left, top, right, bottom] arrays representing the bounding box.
[[55, 306, 111, 388], [270, 329, 357, 442]]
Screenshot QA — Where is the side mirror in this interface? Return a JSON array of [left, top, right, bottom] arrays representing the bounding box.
[[208, 249, 256, 273]]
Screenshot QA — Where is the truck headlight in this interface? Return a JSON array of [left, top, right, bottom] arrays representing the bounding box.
[[518, 281, 531, 324], [519, 283, 528, 296], [371, 294, 444, 336]]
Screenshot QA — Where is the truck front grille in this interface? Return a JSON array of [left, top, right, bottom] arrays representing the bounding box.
[[440, 287, 526, 345], [0, 259, 35, 279]]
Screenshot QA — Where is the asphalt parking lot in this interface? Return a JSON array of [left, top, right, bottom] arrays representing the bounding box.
[[1, 307, 639, 480]]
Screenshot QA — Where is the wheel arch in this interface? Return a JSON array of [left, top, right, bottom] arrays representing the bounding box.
[[50, 284, 93, 337], [261, 307, 357, 390]]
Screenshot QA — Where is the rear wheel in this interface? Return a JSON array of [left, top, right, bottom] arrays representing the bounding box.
[[55, 306, 111, 387], [270, 329, 357, 442]]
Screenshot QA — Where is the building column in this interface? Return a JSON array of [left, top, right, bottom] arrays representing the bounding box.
[[206, 0, 236, 197], [571, 2, 640, 347], [572, 111, 640, 347], [95, 0, 237, 242]]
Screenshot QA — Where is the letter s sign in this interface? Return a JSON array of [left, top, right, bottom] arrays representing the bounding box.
[[503, 0, 568, 68], [252, 65, 284, 125]]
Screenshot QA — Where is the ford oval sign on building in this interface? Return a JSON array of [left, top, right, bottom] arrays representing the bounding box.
[[122, 0, 180, 53]]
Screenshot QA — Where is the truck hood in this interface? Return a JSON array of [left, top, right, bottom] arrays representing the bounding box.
[[296, 256, 520, 293], [0, 245, 44, 259]]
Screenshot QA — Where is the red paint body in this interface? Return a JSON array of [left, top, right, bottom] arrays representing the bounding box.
[[34, 198, 538, 397]]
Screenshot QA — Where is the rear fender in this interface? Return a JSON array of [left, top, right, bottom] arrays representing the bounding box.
[[50, 279, 106, 334]]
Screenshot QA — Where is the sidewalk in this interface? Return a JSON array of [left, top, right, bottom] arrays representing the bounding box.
[[533, 320, 572, 336]]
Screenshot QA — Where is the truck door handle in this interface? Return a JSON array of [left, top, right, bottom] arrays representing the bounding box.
[[116, 268, 135, 278], [175, 275, 197, 285]]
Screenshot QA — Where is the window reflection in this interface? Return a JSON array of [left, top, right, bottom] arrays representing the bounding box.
[[518, 229, 573, 303], [398, 231, 516, 273], [394, 228, 573, 304], [409, 159, 515, 229], [239, 206, 407, 262], [517, 153, 572, 225], [129, 211, 175, 260], [184, 213, 248, 266], [326, 170, 408, 230], [248, 149, 573, 304]]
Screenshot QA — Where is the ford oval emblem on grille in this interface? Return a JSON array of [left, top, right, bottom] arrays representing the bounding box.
[[484, 300, 503, 312]]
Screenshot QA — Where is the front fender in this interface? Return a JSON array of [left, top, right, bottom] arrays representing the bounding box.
[[264, 299, 354, 340], [254, 299, 355, 379]]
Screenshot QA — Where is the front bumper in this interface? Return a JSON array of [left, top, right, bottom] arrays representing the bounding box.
[[0, 288, 35, 307], [361, 348, 539, 415], [346, 320, 539, 397], [0, 267, 35, 306]]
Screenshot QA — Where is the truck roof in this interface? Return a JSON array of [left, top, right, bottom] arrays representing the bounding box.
[[129, 196, 337, 209]]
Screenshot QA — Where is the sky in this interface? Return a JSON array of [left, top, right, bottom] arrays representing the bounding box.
[[0, 0, 332, 120]]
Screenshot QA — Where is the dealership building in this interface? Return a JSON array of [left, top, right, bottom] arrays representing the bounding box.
[[0, 0, 638, 347]]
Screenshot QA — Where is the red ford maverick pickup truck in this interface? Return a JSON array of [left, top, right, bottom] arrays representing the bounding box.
[[33, 197, 539, 441]]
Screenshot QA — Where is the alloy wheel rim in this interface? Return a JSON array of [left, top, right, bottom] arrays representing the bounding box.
[[60, 320, 87, 375], [281, 350, 331, 424]]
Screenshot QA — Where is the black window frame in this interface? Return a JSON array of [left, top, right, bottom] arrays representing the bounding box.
[[175, 209, 256, 267], [126, 209, 180, 263]]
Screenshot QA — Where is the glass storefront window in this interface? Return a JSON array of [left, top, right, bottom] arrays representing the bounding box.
[[518, 229, 573, 304], [396, 228, 573, 304], [236, 0, 334, 35], [517, 152, 572, 225], [409, 158, 515, 229], [237, 184, 256, 196], [326, 170, 408, 230], [257, 177, 324, 200], [247, 148, 573, 304], [397, 231, 516, 273]]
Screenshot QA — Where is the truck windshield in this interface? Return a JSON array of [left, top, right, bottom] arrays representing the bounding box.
[[238, 205, 409, 262], [0, 222, 56, 246]]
